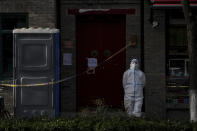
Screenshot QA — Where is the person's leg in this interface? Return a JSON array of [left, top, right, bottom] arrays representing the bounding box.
[[132, 98, 143, 117], [124, 96, 134, 116]]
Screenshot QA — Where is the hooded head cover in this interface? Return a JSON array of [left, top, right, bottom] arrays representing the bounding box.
[[130, 58, 139, 70]]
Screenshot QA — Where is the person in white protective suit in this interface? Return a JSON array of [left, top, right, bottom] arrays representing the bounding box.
[[122, 58, 146, 117]]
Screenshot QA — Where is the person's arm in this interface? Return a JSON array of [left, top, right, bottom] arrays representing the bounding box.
[[122, 71, 127, 88]]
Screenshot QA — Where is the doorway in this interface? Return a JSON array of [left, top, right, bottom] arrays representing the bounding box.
[[76, 15, 126, 109]]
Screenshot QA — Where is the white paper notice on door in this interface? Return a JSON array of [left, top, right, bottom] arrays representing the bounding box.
[[63, 53, 72, 65], [87, 58, 98, 67]]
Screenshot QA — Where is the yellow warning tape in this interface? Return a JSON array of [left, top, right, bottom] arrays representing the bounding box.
[[0, 44, 131, 87]]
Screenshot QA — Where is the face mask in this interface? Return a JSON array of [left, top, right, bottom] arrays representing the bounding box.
[[130, 63, 136, 69]]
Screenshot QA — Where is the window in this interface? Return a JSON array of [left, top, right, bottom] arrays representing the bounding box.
[[167, 26, 189, 86], [166, 12, 189, 108], [0, 14, 28, 79], [1, 15, 27, 30], [168, 26, 188, 56], [168, 59, 189, 86]]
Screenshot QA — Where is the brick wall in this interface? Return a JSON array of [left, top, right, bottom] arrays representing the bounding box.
[[0, 0, 168, 118], [0, 0, 56, 28], [144, 0, 166, 118]]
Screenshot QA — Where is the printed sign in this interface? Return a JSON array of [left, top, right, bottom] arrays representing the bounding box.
[[87, 58, 98, 67], [63, 53, 72, 65]]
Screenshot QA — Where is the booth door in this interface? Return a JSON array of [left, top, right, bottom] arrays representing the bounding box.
[[14, 35, 55, 117]]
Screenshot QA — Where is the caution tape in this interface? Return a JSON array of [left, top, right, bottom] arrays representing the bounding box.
[[0, 75, 76, 87], [0, 44, 131, 87]]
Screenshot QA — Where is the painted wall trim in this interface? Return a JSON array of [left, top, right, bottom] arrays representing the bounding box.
[[61, 1, 141, 4], [151, 0, 197, 8], [68, 9, 135, 15]]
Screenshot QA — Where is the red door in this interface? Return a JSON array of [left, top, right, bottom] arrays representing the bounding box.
[[76, 15, 126, 109]]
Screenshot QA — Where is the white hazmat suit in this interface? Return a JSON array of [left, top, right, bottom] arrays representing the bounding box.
[[122, 59, 146, 117]]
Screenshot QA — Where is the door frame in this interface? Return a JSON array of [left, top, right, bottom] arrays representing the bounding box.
[[76, 14, 126, 110]]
